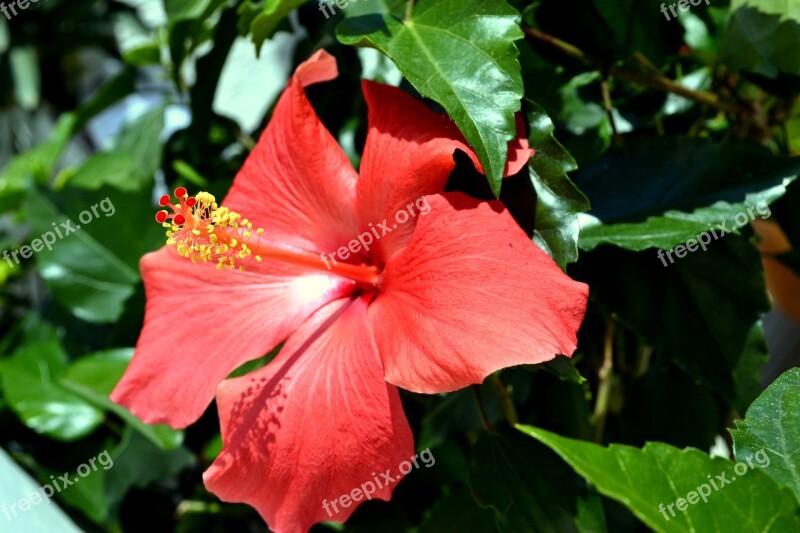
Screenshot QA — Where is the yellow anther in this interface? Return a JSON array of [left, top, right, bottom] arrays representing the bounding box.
[[164, 191, 268, 272]]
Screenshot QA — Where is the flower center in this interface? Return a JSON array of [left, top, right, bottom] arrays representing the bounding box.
[[155, 188, 380, 286]]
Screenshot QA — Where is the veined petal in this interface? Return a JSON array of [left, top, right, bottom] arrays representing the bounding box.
[[204, 297, 414, 533], [222, 49, 361, 255], [110, 247, 352, 428], [369, 192, 588, 393], [356, 81, 532, 264]]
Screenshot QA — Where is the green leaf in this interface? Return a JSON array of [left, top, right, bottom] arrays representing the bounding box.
[[113, 106, 165, 186], [731, 322, 770, 414], [468, 429, 582, 532], [52, 461, 111, 524], [104, 428, 194, 509], [575, 138, 800, 251], [519, 425, 800, 533], [527, 100, 589, 269], [241, 0, 305, 52], [26, 190, 139, 323], [0, 340, 104, 441], [59, 105, 164, 192], [0, 448, 83, 532], [63, 152, 141, 192], [731, 368, 800, 502], [338, 0, 524, 196], [721, 2, 800, 77], [731, 0, 800, 20], [418, 489, 498, 533], [165, 0, 221, 23], [582, 236, 770, 405], [580, 194, 788, 252], [535, 355, 587, 386], [61, 349, 183, 450]]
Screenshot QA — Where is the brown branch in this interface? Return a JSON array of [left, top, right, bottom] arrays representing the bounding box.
[[593, 317, 616, 443], [522, 26, 746, 115]]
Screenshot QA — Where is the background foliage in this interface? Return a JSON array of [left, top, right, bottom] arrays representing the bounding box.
[[1, 0, 799, 531]]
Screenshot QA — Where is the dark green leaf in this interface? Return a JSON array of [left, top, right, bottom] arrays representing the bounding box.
[[535, 355, 587, 386], [418, 489, 498, 533], [26, 189, 142, 323], [469, 429, 580, 532], [104, 428, 194, 508], [731, 322, 770, 414], [527, 100, 589, 269], [721, 3, 800, 78], [581, 236, 770, 405], [575, 138, 800, 251]]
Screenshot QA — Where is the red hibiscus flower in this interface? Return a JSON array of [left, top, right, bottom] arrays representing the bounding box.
[[111, 50, 588, 533]]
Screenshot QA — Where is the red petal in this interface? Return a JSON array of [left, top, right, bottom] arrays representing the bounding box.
[[357, 81, 532, 263], [369, 192, 588, 393], [222, 50, 361, 256], [110, 248, 352, 428], [204, 297, 414, 533], [506, 113, 534, 176]]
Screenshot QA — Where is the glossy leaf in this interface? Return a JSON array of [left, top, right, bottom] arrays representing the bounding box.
[[527, 100, 589, 269], [731, 368, 800, 502], [0, 340, 104, 441], [520, 425, 800, 533], [61, 349, 184, 450], [338, 0, 524, 196]]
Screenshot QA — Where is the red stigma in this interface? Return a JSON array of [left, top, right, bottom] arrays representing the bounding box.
[[186, 197, 197, 207], [173, 214, 186, 226], [175, 187, 188, 198], [155, 211, 168, 223], [159, 195, 171, 206]]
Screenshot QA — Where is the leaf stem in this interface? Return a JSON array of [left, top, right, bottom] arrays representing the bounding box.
[[405, 0, 415, 21], [600, 72, 621, 145], [490, 373, 519, 426], [472, 386, 493, 431]]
